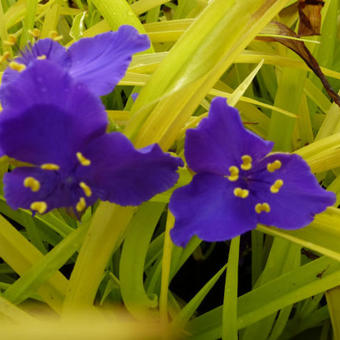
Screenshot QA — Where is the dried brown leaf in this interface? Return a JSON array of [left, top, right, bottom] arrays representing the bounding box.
[[257, 21, 340, 107], [298, 0, 324, 36]]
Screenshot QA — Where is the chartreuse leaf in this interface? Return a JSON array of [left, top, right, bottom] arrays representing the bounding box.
[[119, 202, 164, 316], [189, 256, 340, 339], [228, 60, 264, 107], [257, 208, 340, 262], [316, 100, 340, 140], [268, 56, 306, 151], [64, 0, 292, 312], [19, 0, 38, 48], [0, 0, 9, 53], [0, 214, 67, 313], [294, 94, 313, 149], [2, 221, 89, 305], [251, 231, 264, 286], [64, 203, 135, 311], [0, 198, 74, 238], [89, 0, 152, 52], [131, 0, 171, 15], [0, 295, 36, 322], [144, 235, 201, 301], [40, 3, 60, 39], [70, 11, 86, 41], [295, 132, 340, 159], [242, 238, 300, 340], [160, 210, 174, 324], [326, 287, 340, 340], [304, 79, 331, 115], [125, 50, 340, 82], [126, 0, 291, 149], [279, 306, 329, 339], [171, 262, 227, 329], [222, 237, 240, 340]]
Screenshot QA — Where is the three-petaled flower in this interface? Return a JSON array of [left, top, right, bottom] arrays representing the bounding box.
[[169, 97, 335, 247], [0, 25, 149, 100], [0, 60, 183, 215]]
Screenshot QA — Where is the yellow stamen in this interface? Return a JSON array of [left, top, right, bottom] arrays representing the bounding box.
[[29, 28, 41, 38], [0, 52, 10, 64], [37, 55, 46, 60], [241, 155, 252, 171], [233, 187, 249, 199], [255, 202, 271, 214], [76, 197, 86, 212], [23, 177, 40, 192], [49, 30, 63, 41], [76, 152, 91, 166], [4, 34, 17, 46], [227, 166, 239, 182], [270, 179, 284, 194], [267, 160, 282, 173], [9, 61, 26, 72], [30, 201, 47, 214], [79, 182, 92, 197], [41, 163, 60, 170]]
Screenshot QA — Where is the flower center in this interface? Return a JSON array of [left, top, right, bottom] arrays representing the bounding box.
[[225, 156, 285, 215]]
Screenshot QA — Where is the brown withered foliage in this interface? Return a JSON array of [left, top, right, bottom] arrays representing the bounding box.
[[257, 21, 340, 107], [298, 0, 325, 36]]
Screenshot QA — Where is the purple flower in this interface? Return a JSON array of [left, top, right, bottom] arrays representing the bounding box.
[[169, 97, 335, 247], [0, 60, 183, 215], [0, 25, 149, 100]]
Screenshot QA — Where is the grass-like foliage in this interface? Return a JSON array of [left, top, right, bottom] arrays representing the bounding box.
[[0, 0, 340, 339]]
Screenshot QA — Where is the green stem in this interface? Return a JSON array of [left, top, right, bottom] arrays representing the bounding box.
[[159, 210, 174, 324], [222, 237, 240, 340]]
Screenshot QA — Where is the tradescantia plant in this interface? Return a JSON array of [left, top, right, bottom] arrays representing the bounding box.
[[1, 0, 340, 339]]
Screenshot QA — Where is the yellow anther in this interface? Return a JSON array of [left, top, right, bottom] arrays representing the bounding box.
[[227, 166, 239, 182], [76, 152, 91, 166], [30, 201, 47, 214], [270, 179, 284, 194], [255, 202, 271, 214], [233, 187, 249, 199], [267, 160, 282, 173], [0, 52, 10, 64], [79, 182, 92, 197], [49, 30, 63, 41], [23, 177, 40, 192], [9, 61, 26, 72], [29, 28, 41, 38], [4, 34, 17, 46], [37, 55, 46, 60], [41, 163, 60, 170], [241, 155, 252, 171], [76, 197, 86, 212]]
